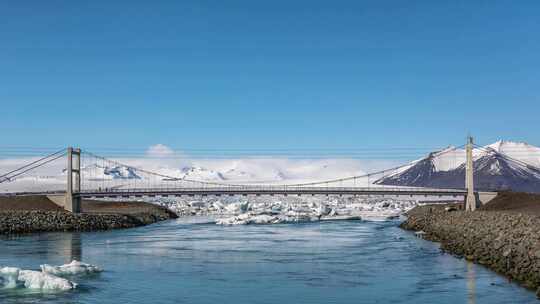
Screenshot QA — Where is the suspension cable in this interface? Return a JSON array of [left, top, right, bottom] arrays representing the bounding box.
[[82, 151, 247, 188], [0, 148, 67, 179], [80, 144, 466, 188], [282, 144, 466, 187], [0, 152, 67, 184], [473, 144, 540, 172]]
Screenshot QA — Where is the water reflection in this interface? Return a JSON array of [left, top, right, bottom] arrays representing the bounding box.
[[467, 261, 476, 304], [58, 233, 82, 263], [0, 232, 82, 265]]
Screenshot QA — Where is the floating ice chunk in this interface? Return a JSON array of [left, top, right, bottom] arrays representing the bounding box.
[[19, 270, 76, 290], [157, 195, 419, 221], [40, 260, 102, 276], [188, 201, 206, 208], [212, 201, 224, 210], [0, 267, 20, 289], [216, 213, 252, 225], [225, 201, 249, 213], [1, 266, 77, 291], [316, 205, 332, 216], [216, 212, 360, 225], [248, 214, 278, 224], [0, 261, 100, 291], [319, 215, 361, 221], [358, 210, 401, 221]]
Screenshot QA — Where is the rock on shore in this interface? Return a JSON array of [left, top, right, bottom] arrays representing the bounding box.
[[401, 205, 540, 296], [0, 210, 177, 234], [0, 196, 179, 234]]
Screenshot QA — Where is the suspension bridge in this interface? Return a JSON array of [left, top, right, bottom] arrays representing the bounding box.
[[1, 137, 516, 213]]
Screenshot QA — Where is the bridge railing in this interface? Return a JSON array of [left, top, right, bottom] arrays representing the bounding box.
[[77, 185, 467, 196]]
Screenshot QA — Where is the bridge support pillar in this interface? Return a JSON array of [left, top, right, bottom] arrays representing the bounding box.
[[465, 137, 477, 211], [66, 147, 81, 213]]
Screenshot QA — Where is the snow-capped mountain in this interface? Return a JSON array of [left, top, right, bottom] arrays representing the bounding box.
[[80, 164, 141, 180], [178, 166, 289, 182], [375, 141, 540, 193], [74, 163, 317, 184], [484, 141, 540, 168], [180, 166, 226, 181]]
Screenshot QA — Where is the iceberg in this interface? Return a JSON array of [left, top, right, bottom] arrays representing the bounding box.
[[40, 260, 102, 276], [224, 201, 250, 214], [215, 212, 360, 225], [0, 267, 20, 289], [0, 260, 102, 291], [0, 267, 76, 291], [19, 270, 76, 291], [154, 195, 420, 225], [320, 215, 362, 221]]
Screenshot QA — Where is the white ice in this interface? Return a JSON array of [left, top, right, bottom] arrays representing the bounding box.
[[0, 260, 103, 291], [40, 260, 102, 276], [19, 270, 76, 291], [0, 267, 76, 291], [154, 195, 423, 225], [0, 267, 20, 289]]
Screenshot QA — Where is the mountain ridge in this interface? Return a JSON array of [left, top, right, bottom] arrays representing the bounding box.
[[375, 141, 540, 193]]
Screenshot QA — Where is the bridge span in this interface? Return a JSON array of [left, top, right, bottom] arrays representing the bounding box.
[[0, 187, 469, 198], [0, 137, 505, 212], [77, 186, 469, 198]]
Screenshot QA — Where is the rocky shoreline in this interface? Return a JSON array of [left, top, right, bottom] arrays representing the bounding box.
[[0, 196, 179, 234], [0, 208, 178, 234], [401, 205, 540, 297]]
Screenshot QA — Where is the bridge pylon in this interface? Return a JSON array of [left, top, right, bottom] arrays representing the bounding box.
[[465, 136, 477, 211], [65, 147, 81, 213]]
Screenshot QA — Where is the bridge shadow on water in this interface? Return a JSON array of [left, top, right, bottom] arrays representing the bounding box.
[[0, 232, 82, 267]]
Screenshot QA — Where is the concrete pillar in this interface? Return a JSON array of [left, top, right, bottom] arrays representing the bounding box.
[[65, 147, 81, 213], [73, 148, 81, 193], [465, 137, 476, 211]]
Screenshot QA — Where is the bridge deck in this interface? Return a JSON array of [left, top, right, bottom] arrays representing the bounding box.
[[1, 187, 475, 199], [73, 187, 468, 198]]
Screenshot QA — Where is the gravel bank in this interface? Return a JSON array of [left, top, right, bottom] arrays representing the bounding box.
[[401, 204, 540, 297], [0, 196, 178, 234]]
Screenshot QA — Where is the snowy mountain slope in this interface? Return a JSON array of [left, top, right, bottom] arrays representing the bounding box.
[[484, 141, 540, 168], [375, 141, 540, 193], [180, 166, 226, 181], [80, 164, 141, 180], [53, 162, 346, 184]]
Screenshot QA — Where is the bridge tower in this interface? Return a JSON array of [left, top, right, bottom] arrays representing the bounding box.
[[465, 136, 476, 211], [66, 147, 81, 213]]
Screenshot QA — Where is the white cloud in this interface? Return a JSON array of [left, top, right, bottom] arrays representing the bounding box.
[[146, 144, 175, 157]]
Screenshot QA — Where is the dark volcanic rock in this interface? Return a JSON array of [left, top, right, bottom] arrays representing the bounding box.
[[0, 210, 177, 234], [401, 205, 540, 292]]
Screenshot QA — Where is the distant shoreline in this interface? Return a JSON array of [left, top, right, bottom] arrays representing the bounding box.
[[0, 196, 178, 234], [401, 192, 540, 298]]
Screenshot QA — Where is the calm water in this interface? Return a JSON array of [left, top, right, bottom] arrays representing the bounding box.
[[0, 218, 536, 304]]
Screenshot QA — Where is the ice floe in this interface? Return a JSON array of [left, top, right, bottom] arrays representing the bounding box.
[[41, 260, 102, 276], [0, 260, 102, 292], [0, 267, 75, 291], [0, 267, 20, 289], [18, 270, 76, 291], [151, 195, 420, 225]]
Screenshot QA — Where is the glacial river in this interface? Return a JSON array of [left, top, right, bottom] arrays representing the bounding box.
[[0, 218, 536, 304]]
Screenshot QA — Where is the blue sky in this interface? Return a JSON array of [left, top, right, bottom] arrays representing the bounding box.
[[1, 0, 539, 156]]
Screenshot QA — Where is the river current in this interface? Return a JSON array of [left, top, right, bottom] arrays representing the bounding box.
[[0, 217, 536, 303]]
